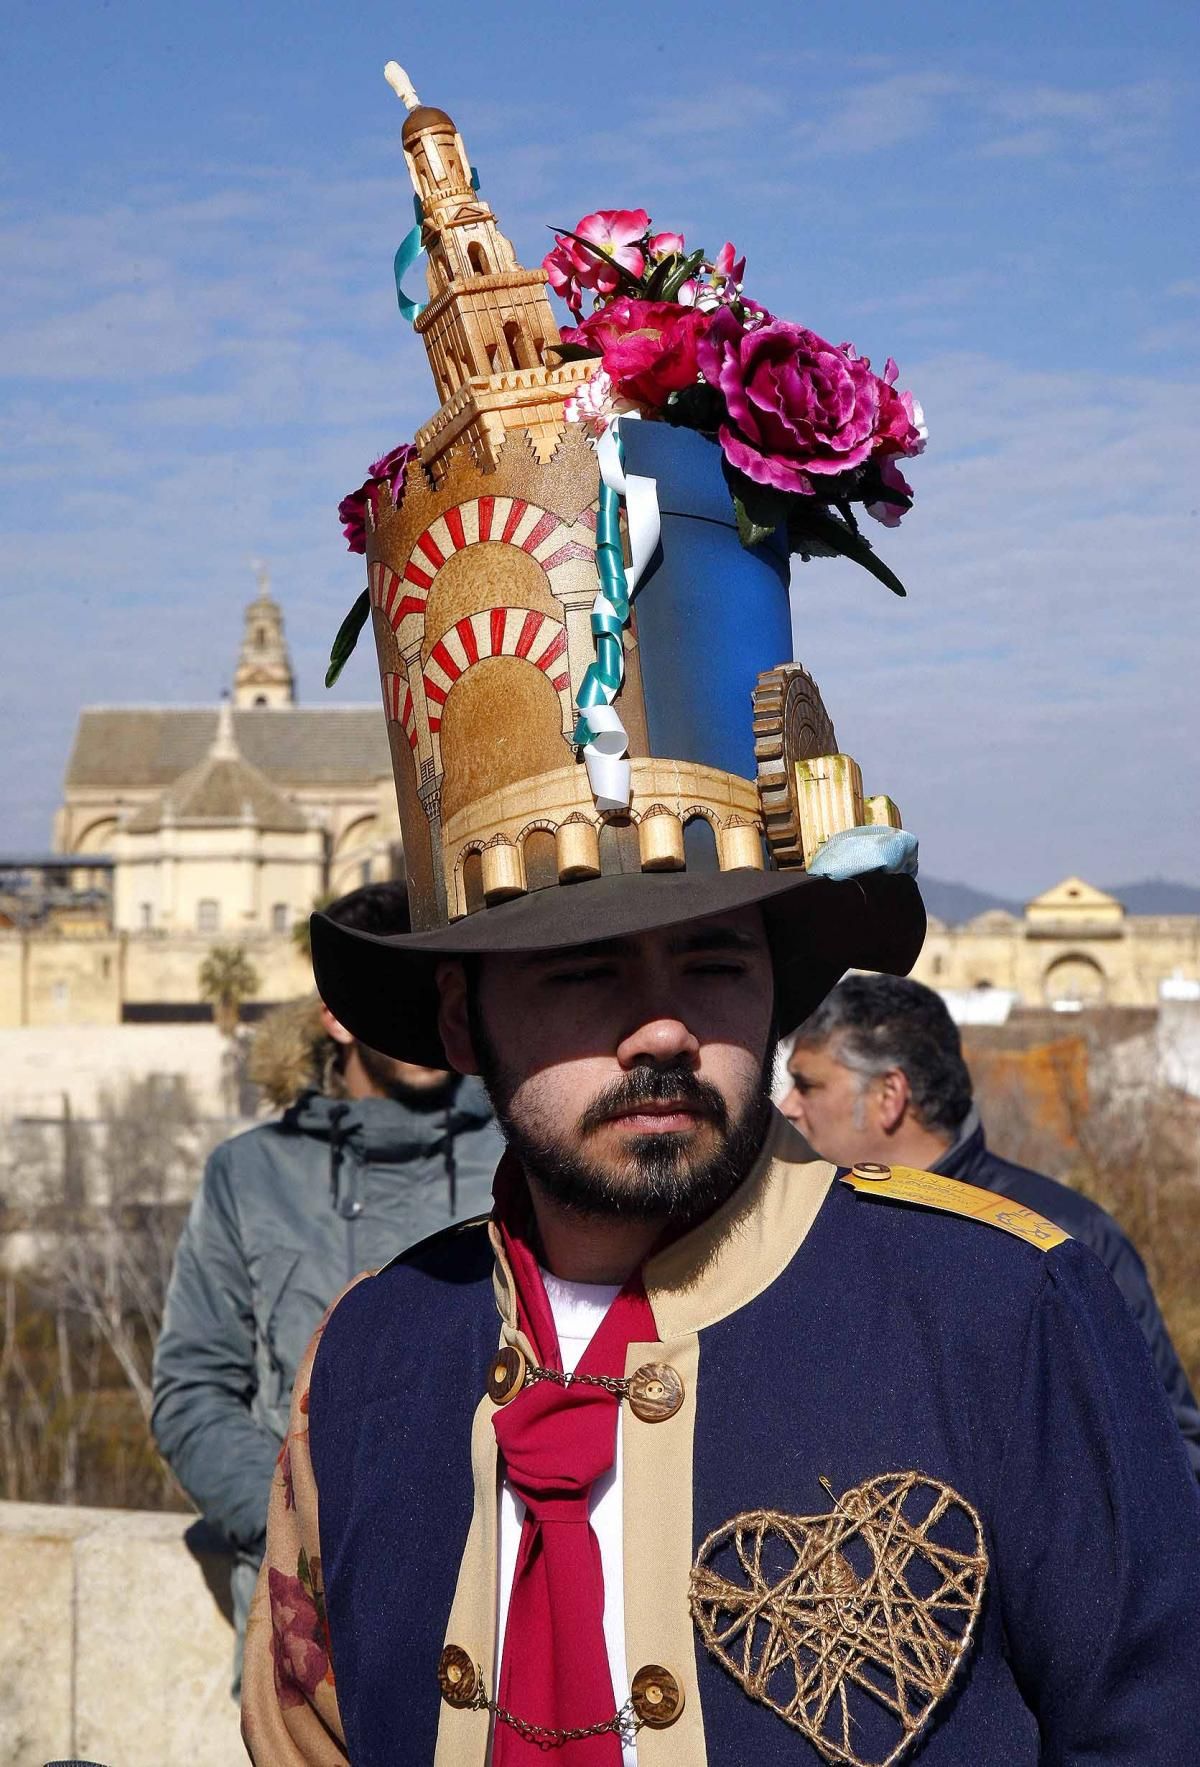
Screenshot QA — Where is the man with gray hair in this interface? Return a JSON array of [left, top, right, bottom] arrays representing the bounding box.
[[781, 972, 1200, 1474]]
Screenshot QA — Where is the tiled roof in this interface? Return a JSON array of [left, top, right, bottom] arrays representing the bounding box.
[[64, 707, 391, 791], [125, 751, 310, 834]]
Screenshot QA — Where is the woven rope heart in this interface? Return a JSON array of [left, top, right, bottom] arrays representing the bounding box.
[[689, 1472, 987, 1767]]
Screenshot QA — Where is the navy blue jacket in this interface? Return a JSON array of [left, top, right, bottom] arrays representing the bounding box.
[[244, 1115, 1200, 1765], [937, 1114, 1200, 1475]]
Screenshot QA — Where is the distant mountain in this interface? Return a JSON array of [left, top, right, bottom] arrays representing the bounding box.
[[919, 875, 1200, 925], [918, 878, 1021, 925], [1105, 880, 1200, 916]]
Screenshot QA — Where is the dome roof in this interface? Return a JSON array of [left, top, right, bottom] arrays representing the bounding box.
[[124, 700, 309, 834], [402, 105, 455, 144]]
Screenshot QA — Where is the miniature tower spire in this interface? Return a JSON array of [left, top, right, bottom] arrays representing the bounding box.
[[233, 563, 296, 708], [383, 60, 594, 475]]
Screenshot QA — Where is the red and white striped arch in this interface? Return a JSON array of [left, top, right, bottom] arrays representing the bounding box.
[[422, 607, 569, 736], [382, 673, 418, 752], [368, 495, 595, 646]]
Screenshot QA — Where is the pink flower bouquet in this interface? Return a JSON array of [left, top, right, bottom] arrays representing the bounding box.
[[329, 208, 925, 684], [547, 210, 925, 595]]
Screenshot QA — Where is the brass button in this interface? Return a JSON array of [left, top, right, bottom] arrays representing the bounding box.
[[851, 1162, 892, 1181], [486, 1344, 526, 1405], [631, 1663, 684, 1728], [628, 1362, 684, 1424], [437, 1644, 478, 1708]]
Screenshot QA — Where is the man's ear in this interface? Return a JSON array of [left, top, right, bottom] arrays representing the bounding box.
[[319, 1002, 355, 1048], [436, 959, 480, 1076], [877, 1067, 911, 1135]]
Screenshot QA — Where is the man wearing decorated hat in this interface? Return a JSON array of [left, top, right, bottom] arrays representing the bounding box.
[[241, 64, 1200, 1767]]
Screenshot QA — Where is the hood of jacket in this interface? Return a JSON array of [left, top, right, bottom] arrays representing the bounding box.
[[281, 1075, 495, 1165]]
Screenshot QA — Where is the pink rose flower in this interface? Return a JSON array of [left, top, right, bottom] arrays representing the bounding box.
[[697, 309, 885, 493], [338, 442, 418, 554], [566, 296, 713, 411], [269, 1564, 332, 1708], [874, 357, 927, 459], [649, 230, 685, 258], [543, 209, 651, 311], [866, 457, 914, 527]]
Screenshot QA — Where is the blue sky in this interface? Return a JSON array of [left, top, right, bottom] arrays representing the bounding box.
[[2, 0, 1197, 895]]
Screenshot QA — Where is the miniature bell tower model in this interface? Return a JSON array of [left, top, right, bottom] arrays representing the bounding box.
[[384, 63, 593, 477]]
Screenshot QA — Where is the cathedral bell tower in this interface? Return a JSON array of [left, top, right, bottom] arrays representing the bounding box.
[[233, 564, 296, 708], [384, 63, 594, 478]]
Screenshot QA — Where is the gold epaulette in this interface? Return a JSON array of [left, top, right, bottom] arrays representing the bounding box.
[[840, 1163, 1070, 1252]]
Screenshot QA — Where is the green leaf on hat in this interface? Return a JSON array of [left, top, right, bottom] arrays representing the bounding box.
[[325, 589, 371, 688], [549, 341, 603, 364], [723, 463, 791, 551], [788, 505, 908, 597]]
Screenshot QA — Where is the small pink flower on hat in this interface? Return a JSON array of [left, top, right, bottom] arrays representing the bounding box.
[[328, 440, 420, 687], [543, 208, 652, 311], [337, 441, 419, 555], [571, 207, 651, 289], [563, 366, 638, 435], [713, 240, 747, 284], [866, 457, 915, 527]]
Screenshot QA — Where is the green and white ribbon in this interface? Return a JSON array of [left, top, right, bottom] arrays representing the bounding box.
[[394, 168, 482, 326], [573, 418, 661, 811]]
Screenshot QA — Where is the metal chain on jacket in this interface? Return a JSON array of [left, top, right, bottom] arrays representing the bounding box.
[[522, 1363, 634, 1400], [462, 1676, 641, 1752]]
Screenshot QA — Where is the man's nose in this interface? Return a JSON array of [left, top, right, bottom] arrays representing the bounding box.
[[616, 1015, 701, 1069], [779, 1082, 806, 1126]]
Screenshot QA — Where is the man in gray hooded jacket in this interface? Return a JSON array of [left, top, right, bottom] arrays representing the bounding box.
[[151, 883, 503, 1688]]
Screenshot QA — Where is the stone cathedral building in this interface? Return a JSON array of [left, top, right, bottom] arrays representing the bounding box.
[[0, 582, 401, 1027], [55, 578, 401, 932]]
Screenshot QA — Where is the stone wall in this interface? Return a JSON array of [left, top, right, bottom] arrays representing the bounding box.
[[0, 1024, 236, 1120], [0, 930, 314, 1029], [0, 1501, 245, 1767], [911, 915, 1200, 1010]]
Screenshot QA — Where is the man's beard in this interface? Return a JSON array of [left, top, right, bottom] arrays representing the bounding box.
[[355, 1043, 459, 1111], [470, 1006, 775, 1226]]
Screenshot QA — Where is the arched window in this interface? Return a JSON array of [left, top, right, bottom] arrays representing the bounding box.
[[682, 815, 719, 873], [522, 829, 558, 893], [503, 319, 532, 370], [197, 899, 220, 934], [253, 694, 268, 707], [468, 241, 490, 275], [271, 903, 289, 933]]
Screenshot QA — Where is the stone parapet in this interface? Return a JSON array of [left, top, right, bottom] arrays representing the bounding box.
[[0, 1500, 243, 1767]]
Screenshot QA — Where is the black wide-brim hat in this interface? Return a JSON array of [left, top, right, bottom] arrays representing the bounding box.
[[311, 867, 925, 1068]]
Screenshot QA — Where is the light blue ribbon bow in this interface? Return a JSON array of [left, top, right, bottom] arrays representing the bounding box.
[[807, 825, 919, 881]]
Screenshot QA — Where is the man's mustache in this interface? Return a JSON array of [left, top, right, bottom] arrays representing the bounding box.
[[578, 1065, 728, 1135]]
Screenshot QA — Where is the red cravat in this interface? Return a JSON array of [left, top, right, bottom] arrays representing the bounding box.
[[491, 1159, 658, 1763]]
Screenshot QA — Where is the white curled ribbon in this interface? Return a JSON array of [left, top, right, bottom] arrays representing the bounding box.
[[573, 417, 662, 812]]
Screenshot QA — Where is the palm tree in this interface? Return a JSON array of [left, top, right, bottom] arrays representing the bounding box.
[[291, 892, 334, 963], [198, 945, 260, 1036]]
